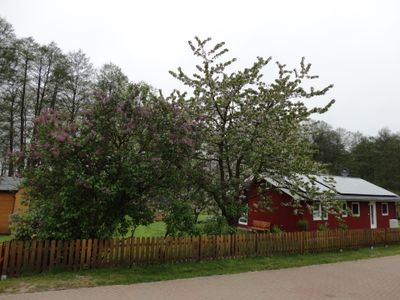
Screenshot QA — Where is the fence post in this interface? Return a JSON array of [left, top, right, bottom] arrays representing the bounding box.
[[300, 231, 304, 254], [230, 234, 234, 258], [254, 233, 258, 255], [384, 228, 387, 245], [198, 235, 202, 262], [1, 241, 10, 280], [372, 230, 375, 247], [131, 238, 136, 267]]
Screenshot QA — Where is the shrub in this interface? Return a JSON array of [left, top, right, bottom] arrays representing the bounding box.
[[297, 219, 309, 231], [338, 222, 348, 231], [15, 93, 199, 240], [270, 225, 283, 234], [164, 202, 199, 237], [202, 216, 236, 235], [317, 223, 329, 231]]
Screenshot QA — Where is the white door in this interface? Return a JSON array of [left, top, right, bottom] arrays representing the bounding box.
[[369, 202, 377, 229]]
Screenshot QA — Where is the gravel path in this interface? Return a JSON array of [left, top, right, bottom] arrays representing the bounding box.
[[2, 255, 400, 300]]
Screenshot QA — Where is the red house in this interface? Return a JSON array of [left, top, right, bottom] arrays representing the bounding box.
[[239, 175, 400, 232]]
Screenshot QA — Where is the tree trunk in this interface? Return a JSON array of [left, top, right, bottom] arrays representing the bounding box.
[[37, 58, 52, 115], [8, 93, 16, 176], [34, 62, 43, 117], [20, 56, 29, 153], [50, 82, 59, 109], [70, 87, 77, 122]]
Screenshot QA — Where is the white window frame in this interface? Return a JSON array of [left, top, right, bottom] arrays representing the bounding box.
[[351, 202, 360, 217], [238, 217, 248, 225], [381, 202, 389, 216], [313, 202, 328, 221], [238, 205, 249, 225], [341, 201, 348, 218]]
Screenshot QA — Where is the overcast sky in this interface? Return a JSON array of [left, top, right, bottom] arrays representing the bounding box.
[[1, 0, 399, 135]]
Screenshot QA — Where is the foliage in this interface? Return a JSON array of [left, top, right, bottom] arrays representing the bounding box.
[[270, 225, 284, 234], [348, 129, 400, 195], [164, 201, 200, 237], [338, 222, 348, 231], [13, 86, 199, 240], [297, 219, 309, 231], [309, 121, 351, 175], [170, 37, 336, 225], [0, 17, 96, 175], [317, 223, 329, 231], [309, 123, 400, 197], [95, 63, 129, 97], [202, 216, 236, 235], [162, 186, 214, 231], [60, 50, 94, 121]]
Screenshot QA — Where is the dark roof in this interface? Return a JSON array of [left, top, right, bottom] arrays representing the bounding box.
[[0, 177, 22, 192]]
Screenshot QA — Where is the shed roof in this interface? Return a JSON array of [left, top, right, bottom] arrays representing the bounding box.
[[0, 177, 22, 192]]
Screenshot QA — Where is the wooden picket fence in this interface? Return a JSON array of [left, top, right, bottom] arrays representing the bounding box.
[[1, 228, 400, 278]]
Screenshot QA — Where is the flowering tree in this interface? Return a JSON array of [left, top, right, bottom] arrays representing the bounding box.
[[170, 37, 337, 225], [13, 83, 199, 240]]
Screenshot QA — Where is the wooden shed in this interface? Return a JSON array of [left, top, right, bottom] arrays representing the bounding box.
[[0, 177, 23, 234]]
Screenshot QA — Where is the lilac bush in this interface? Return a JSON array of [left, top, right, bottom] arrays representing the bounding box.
[[12, 84, 200, 240]]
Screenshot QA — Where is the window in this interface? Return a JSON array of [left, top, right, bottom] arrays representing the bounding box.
[[313, 202, 321, 220], [313, 202, 328, 221], [351, 202, 360, 217], [382, 202, 389, 216], [341, 201, 348, 218]]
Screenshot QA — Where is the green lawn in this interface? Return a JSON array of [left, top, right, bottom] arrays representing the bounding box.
[[1, 244, 400, 295], [127, 215, 212, 238], [0, 235, 13, 242], [132, 222, 166, 237]]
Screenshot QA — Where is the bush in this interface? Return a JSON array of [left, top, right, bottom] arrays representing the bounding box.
[[202, 216, 236, 235], [297, 219, 309, 231], [270, 225, 283, 234], [338, 222, 348, 231], [15, 91, 198, 240], [164, 202, 199, 237], [10, 213, 38, 240], [317, 223, 329, 231]]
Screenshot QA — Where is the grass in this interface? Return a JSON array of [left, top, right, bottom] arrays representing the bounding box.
[[1, 244, 400, 295], [0, 235, 13, 242], [127, 215, 212, 238], [132, 222, 166, 237]]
